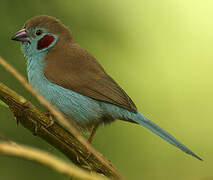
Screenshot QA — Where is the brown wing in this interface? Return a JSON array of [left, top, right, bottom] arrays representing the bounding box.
[[44, 43, 137, 113]]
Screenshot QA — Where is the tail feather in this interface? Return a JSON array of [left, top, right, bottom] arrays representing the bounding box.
[[131, 112, 202, 161]]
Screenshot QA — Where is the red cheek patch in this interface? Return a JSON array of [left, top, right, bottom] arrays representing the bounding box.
[[37, 35, 55, 50]]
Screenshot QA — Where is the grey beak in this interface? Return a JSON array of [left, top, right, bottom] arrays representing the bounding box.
[[11, 29, 30, 42]]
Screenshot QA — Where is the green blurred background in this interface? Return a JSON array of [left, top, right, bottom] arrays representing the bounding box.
[[0, 0, 212, 179]]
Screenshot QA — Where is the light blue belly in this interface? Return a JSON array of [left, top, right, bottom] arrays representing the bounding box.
[[36, 79, 104, 125], [26, 54, 137, 128]]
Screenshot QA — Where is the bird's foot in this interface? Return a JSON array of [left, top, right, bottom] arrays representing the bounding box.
[[33, 111, 55, 135], [86, 124, 100, 160], [33, 121, 42, 136], [45, 111, 55, 128]]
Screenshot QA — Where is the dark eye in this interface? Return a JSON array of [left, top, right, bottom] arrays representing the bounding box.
[[35, 29, 42, 36]]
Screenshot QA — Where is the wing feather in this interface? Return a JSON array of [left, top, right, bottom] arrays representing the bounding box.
[[44, 43, 137, 113]]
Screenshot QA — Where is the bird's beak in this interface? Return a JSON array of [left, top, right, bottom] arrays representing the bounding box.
[[11, 29, 30, 43]]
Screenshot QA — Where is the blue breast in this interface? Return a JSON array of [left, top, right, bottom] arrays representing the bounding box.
[[25, 50, 138, 129], [26, 54, 105, 126]]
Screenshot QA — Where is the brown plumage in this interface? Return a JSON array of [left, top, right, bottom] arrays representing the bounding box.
[[25, 15, 137, 113], [11, 15, 203, 160]]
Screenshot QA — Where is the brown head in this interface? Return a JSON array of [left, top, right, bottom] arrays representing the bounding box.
[[11, 15, 138, 115], [11, 15, 74, 55]]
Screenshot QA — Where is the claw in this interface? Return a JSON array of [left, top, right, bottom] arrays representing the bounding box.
[[33, 122, 42, 136], [45, 111, 55, 128]]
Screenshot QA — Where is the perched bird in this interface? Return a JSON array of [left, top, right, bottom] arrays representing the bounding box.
[[11, 15, 201, 160]]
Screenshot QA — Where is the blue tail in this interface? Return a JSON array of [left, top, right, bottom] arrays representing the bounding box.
[[131, 112, 202, 161]]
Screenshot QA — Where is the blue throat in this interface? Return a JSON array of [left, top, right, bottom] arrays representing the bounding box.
[[24, 48, 105, 128]]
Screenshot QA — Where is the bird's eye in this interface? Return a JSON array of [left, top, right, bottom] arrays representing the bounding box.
[[35, 29, 42, 36]]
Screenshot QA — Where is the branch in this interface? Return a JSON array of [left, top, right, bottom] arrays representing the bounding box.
[[0, 142, 108, 180], [0, 83, 121, 179], [0, 56, 123, 179], [0, 57, 121, 178]]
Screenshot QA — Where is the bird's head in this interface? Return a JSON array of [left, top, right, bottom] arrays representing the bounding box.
[[11, 15, 73, 58]]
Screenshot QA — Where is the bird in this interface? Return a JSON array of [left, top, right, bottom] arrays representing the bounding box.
[[11, 15, 202, 160]]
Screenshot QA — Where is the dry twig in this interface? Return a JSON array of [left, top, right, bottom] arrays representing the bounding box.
[[0, 142, 108, 180]]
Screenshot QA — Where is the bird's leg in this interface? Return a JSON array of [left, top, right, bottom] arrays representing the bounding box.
[[45, 111, 55, 128], [85, 123, 100, 160], [88, 123, 100, 143]]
